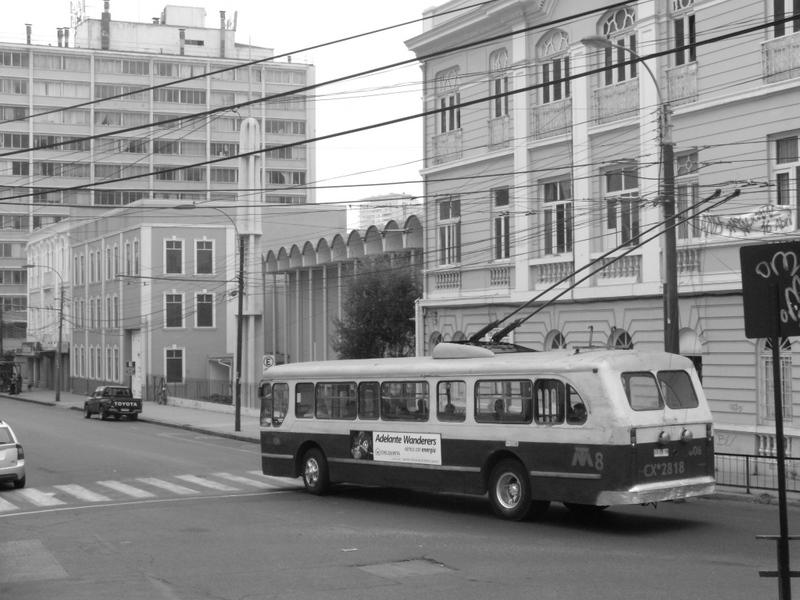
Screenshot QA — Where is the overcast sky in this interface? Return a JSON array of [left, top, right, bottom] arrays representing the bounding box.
[[1, 1, 444, 205]]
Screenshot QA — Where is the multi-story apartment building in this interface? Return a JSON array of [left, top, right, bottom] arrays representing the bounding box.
[[406, 0, 800, 456], [1, 3, 315, 353]]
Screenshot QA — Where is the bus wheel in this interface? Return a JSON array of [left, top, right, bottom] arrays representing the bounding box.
[[301, 448, 330, 495], [489, 459, 539, 520]]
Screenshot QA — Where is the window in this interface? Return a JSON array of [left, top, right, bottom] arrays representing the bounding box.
[[600, 7, 637, 85], [538, 30, 571, 104], [543, 178, 573, 255], [773, 136, 800, 220], [773, 0, 800, 37], [436, 67, 460, 133], [604, 166, 640, 247], [545, 330, 566, 350], [165, 293, 183, 328], [358, 382, 380, 420], [437, 381, 466, 422], [196, 240, 213, 274], [196, 293, 213, 327], [295, 382, 314, 419], [165, 240, 183, 274], [676, 151, 703, 240], [610, 328, 634, 349], [533, 379, 587, 424], [622, 372, 663, 411], [380, 381, 429, 421], [437, 196, 461, 265], [476, 380, 533, 423], [315, 382, 357, 420], [269, 382, 290, 427], [760, 338, 793, 423], [165, 348, 184, 383], [672, 0, 696, 65], [658, 370, 699, 409], [489, 48, 509, 118], [492, 187, 511, 260]]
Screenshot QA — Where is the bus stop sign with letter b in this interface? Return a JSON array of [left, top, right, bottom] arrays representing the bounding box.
[[740, 241, 800, 339]]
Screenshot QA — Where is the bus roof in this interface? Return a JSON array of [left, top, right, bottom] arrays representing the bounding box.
[[261, 343, 694, 381]]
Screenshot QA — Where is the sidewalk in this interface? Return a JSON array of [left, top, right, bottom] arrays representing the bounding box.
[[1, 388, 261, 443]]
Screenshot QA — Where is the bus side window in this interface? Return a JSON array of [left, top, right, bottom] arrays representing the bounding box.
[[272, 382, 289, 426], [259, 383, 273, 427], [566, 385, 587, 425], [622, 372, 663, 411], [475, 380, 532, 424], [534, 379, 565, 424], [315, 382, 356, 420], [295, 382, 314, 418], [380, 381, 429, 421], [657, 370, 699, 409], [358, 382, 380, 420], [437, 380, 466, 422]]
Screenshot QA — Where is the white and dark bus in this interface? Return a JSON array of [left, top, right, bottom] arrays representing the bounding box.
[[258, 343, 715, 520]]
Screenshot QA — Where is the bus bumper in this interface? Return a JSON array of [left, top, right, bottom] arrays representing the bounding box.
[[596, 476, 716, 505]]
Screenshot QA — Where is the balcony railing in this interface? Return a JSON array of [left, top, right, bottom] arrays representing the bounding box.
[[535, 260, 573, 287], [531, 98, 572, 139], [763, 32, 800, 84], [666, 62, 698, 105], [597, 254, 641, 280], [488, 116, 511, 148], [489, 265, 511, 287], [591, 79, 638, 125], [431, 130, 463, 165], [433, 269, 461, 290]]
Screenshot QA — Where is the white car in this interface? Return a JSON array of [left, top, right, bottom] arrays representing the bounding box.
[[0, 420, 25, 489]]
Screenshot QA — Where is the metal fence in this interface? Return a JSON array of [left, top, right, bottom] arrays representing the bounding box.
[[715, 452, 800, 494]]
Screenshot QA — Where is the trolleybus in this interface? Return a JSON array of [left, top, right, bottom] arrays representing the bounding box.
[[258, 343, 715, 520]]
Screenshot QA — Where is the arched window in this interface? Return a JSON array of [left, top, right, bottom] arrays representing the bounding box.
[[536, 30, 570, 104], [489, 48, 509, 118], [759, 338, 793, 424], [545, 329, 566, 350], [609, 328, 633, 349], [598, 6, 637, 85]]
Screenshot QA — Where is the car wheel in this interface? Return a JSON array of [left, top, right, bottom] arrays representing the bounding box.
[[129, 413, 138, 421], [99, 408, 108, 421], [301, 448, 330, 495], [83, 404, 91, 418], [488, 459, 547, 520], [13, 476, 25, 489]]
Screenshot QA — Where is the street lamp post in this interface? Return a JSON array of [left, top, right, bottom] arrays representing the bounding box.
[[582, 36, 679, 354], [23, 264, 64, 402], [176, 204, 244, 432]]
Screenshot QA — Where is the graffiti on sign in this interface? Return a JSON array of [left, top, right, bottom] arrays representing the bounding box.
[[740, 242, 800, 338]]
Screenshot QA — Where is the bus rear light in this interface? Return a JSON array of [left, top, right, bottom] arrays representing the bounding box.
[[630, 429, 637, 446], [706, 423, 713, 440], [658, 431, 671, 445], [680, 428, 693, 443]]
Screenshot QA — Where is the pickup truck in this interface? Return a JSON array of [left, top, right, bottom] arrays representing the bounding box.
[[83, 385, 142, 420]]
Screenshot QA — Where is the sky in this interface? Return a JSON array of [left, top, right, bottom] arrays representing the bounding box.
[[1, 0, 445, 205]]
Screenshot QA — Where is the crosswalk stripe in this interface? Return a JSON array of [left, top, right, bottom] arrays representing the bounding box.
[[137, 477, 199, 495], [97, 480, 156, 499], [246, 470, 302, 487], [0, 496, 18, 513], [53, 484, 111, 503], [175, 474, 238, 492], [213, 472, 277, 489], [15, 489, 65, 507]]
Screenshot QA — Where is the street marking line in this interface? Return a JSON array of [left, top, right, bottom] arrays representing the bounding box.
[[14, 489, 65, 507], [137, 477, 199, 495], [97, 480, 156, 499], [246, 470, 304, 488], [213, 472, 278, 489], [175, 474, 238, 492], [0, 496, 18, 513], [53, 484, 111, 503]]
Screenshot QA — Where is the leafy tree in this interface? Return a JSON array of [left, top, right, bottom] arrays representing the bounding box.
[[332, 257, 420, 359]]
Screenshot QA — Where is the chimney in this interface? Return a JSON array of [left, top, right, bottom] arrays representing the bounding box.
[[219, 11, 226, 58], [179, 28, 185, 55], [101, 0, 111, 50], [57, 28, 63, 47], [64, 28, 69, 48], [25, 24, 31, 45]]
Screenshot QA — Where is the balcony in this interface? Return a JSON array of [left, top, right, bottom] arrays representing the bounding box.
[[533, 259, 573, 290], [431, 130, 462, 165], [591, 79, 638, 125], [488, 116, 511, 148], [763, 32, 800, 84], [489, 265, 511, 287], [667, 62, 698, 105], [596, 254, 641, 283], [531, 98, 572, 139], [433, 269, 461, 290]]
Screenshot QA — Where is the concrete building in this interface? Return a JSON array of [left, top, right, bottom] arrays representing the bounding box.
[[347, 193, 423, 231], [1, 3, 315, 354], [405, 0, 800, 457]]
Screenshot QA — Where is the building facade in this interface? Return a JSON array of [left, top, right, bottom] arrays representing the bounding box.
[[406, 0, 800, 456], [1, 3, 315, 353]]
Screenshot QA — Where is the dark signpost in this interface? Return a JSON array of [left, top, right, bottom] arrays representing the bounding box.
[[740, 242, 800, 599]]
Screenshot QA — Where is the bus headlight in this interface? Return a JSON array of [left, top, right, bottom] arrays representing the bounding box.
[[658, 430, 671, 445], [680, 428, 693, 443]]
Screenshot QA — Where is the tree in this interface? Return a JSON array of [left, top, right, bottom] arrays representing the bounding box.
[[332, 257, 420, 359]]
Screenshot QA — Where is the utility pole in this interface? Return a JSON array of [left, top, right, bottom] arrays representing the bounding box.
[[55, 285, 63, 402], [661, 106, 679, 354], [234, 234, 244, 432]]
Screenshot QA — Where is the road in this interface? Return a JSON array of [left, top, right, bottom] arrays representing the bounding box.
[[0, 397, 793, 599]]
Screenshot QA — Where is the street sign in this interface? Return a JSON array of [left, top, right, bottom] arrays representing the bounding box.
[[262, 355, 275, 372], [740, 242, 800, 339]]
